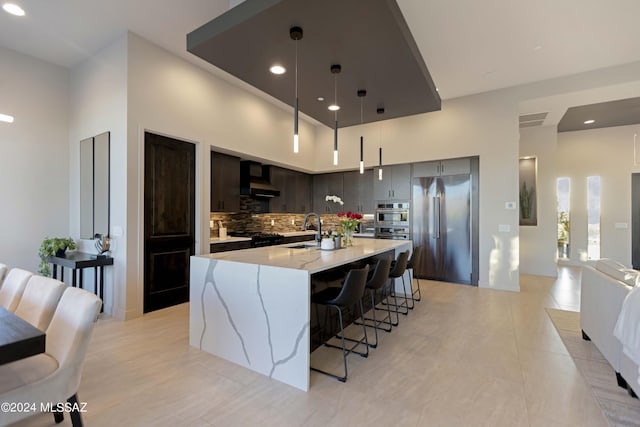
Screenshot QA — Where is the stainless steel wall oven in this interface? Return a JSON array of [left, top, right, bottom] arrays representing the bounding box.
[[375, 202, 410, 239]]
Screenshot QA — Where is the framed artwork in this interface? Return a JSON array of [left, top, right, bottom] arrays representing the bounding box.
[[519, 157, 537, 226]]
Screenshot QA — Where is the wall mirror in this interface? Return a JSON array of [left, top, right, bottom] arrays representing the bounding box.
[[80, 131, 110, 239]]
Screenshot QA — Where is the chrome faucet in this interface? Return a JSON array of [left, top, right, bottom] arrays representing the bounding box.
[[302, 212, 322, 245]]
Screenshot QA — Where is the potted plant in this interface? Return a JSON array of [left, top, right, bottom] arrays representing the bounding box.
[[38, 237, 76, 276]]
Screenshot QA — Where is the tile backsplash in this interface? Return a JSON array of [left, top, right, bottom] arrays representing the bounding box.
[[210, 212, 344, 237]]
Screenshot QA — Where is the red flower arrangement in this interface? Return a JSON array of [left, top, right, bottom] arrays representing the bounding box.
[[337, 211, 363, 233]]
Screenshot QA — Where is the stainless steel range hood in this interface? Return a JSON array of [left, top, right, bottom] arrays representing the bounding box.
[[240, 161, 280, 198]]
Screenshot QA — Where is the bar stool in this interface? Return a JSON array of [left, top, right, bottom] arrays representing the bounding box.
[[358, 257, 393, 347], [407, 246, 423, 302], [310, 264, 370, 382], [386, 250, 411, 321]]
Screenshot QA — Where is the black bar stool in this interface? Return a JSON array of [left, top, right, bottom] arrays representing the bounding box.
[[310, 265, 370, 382], [385, 250, 411, 321], [407, 246, 423, 302], [357, 257, 393, 347]]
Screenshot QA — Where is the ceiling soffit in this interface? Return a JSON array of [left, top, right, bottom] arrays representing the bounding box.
[[187, 0, 440, 129], [558, 97, 640, 133]]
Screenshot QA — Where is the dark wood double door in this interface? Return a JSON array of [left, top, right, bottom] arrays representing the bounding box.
[[144, 132, 195, 313]]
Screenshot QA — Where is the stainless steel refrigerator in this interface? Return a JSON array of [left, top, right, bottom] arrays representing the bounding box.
[[412, 174, 472, 284]]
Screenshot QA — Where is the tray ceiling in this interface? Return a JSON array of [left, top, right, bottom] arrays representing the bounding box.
[[187, 0, 441, 128]]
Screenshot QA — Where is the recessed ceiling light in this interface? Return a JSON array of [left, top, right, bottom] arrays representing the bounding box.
[[269, 65, 286, 75], [317, 97, 324, 102], [584, 119, 595, 124], [0, 113, 15, 123], [328, 105, 340, 111], [2, 3, 25, 16], [533, 45, 543, 52]]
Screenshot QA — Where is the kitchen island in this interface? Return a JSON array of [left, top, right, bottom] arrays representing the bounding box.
[[189, 238, 412, 391]]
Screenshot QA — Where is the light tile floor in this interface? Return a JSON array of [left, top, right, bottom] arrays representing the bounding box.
[[12, 267, 615, 426]]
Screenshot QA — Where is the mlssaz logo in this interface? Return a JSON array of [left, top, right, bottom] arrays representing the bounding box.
[[41, 402, 88, 413]]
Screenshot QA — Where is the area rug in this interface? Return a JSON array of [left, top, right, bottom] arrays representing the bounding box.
[[546, 308, 640, 427]]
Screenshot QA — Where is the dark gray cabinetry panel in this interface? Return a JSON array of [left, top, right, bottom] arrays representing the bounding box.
[[343, 170, 374, 213], [270, 166, 312, 213], [413, 158, 471, 178], [211, 151, 240, 212], [373, 164, 411, 200], [313, 173, 344, 213]]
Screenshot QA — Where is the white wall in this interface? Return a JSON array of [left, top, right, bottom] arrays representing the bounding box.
[[68, 34, 128, 316], [315, 92, 522, 291], [124, 32, 319, 317], [519, 126, 558, 277], [556, 125, 640, 266], [0, 47, 69, 272]]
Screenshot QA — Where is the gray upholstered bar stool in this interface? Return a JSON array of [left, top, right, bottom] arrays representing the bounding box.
[[310, 264, 370, 382], [406, 246, 423, 303]]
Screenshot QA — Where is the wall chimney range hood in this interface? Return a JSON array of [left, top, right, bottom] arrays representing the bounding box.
[[240, 161, 281, 198]]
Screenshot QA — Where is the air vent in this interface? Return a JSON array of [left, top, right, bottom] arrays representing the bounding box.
[[519, 112, 548, 128], [520, 120, 545, 128]]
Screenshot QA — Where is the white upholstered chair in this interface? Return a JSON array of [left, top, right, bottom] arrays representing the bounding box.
[[0, 287, 102, 427], [14, 275, 66, 330], [0, 263, 8, 286], [0, 268, 33, 311]]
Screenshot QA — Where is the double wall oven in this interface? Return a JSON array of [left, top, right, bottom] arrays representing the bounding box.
[[375, 202, 410, 240]]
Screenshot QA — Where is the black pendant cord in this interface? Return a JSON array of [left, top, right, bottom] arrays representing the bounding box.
[[358, 89, 366, 174]]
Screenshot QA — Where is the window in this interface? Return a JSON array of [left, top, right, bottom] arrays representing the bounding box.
[[557, 177, 571, 259], [587, 176, 601, 260]]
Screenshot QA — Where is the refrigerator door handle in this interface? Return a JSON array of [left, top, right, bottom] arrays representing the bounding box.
[[436, 196, 441, 239]]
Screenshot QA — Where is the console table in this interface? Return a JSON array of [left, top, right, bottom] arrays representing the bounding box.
[[48, 252, 113, 311]]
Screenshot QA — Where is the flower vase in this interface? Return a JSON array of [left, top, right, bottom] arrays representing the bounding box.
[[343, 229, 354, 246]]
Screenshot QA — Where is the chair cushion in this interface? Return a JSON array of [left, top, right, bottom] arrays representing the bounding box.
[[14, 276, 65, 330], [0, 353, 58, 394], [0, 269, 32, 312], [595, 259, 640, 286]]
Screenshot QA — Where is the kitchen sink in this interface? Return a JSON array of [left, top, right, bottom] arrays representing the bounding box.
[[286, 243, 318, 249]]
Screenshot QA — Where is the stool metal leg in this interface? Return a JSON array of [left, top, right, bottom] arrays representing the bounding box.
[[354, 288, 393, 334], [410, 268, 422, 301]]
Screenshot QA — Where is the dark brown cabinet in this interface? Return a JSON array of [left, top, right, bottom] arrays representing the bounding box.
[[313, 173, 344, 213], [270, 166, 312, 213], [211, 152, 240, 212]]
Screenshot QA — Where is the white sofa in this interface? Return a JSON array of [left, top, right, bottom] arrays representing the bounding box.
[[580, 263, 638, 397]]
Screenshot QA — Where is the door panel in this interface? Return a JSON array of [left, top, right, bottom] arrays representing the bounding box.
[[144, 132, 195, 313]]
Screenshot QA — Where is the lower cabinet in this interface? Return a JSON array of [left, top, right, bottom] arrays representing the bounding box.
[[210, 241, 252, 253]]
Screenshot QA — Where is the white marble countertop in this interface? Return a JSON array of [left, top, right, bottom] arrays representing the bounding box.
[[197, 239, 411, 273]]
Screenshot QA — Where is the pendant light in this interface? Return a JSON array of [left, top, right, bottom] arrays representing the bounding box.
[[329, 64, 341, 165], [377, 107, 384, 180], [290, 26, 303, 153], [357, 89, 367, 174]]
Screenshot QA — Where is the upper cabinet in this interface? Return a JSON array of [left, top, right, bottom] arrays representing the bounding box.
[[270, 166, 312, 213], [373, 164, 411, 201], [413, 158, 471, 178], [343, 170, 374, 213], [211, 151, 240, 212], [313, 173, 344, 213]]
